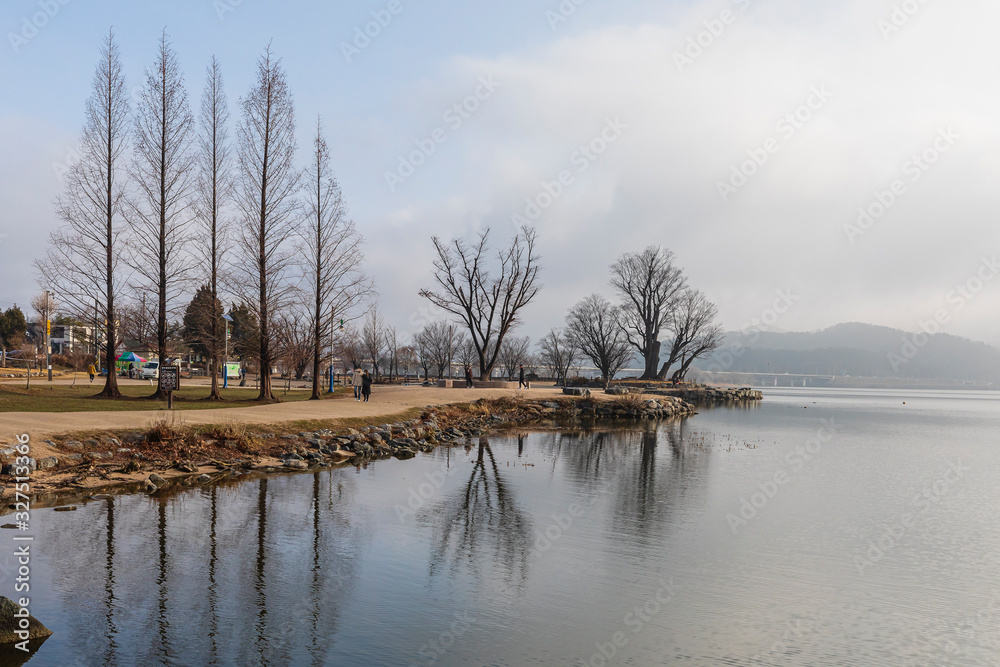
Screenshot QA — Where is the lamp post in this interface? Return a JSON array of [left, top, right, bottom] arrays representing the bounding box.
[[44, 290, 53, 382], [329, 309, 344, 394], [222, 312, 233, 389]]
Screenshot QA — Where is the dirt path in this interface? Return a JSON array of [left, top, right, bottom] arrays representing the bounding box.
[[0, 385, 566, 457]]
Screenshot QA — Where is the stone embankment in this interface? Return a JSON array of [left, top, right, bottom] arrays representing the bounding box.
[[1, 395, 699, 504], [600, 385, 762, 403]]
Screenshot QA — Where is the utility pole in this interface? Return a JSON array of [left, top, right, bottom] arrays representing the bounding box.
[[448, 324, 453, 379]]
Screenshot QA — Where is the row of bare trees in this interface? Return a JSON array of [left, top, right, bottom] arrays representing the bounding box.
[[37, 31, 373, 402]]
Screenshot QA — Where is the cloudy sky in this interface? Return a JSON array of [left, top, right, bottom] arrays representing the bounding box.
[[2, 0, 1000, 346]]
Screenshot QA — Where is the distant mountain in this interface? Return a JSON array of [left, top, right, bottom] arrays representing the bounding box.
[[706, 322, 1000, 383]]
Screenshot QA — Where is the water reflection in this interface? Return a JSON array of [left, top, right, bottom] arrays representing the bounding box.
[[425, 437, 533, 590], [39, 471, 365, 666]]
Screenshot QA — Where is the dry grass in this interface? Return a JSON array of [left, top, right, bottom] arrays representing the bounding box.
[[610, 393, 650, 411]]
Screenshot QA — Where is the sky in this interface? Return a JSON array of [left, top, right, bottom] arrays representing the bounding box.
[[2, 0, 1000, 347]]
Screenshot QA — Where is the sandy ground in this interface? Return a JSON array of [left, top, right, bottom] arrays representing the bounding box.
[[0, 384, 567, 456]]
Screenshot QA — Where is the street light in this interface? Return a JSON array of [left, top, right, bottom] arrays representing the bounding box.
[[222, 312, 233, 389], [328, 310, 345, 394], [45, 290, 53, 382]]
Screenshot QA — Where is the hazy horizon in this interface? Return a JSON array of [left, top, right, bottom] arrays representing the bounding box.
[[3, 0, 999, 347]]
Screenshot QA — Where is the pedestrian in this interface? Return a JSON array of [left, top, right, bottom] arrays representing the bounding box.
[[87, 362, 96, 383], [354, 368, 363, 401], [518, 364, 528, 389], [128, 362, 134, 379], [465, 364, 474, 388], [239, 366, 247, 386], [362, 370, 372, 402]]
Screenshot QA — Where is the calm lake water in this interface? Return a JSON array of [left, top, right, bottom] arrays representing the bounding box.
[[11, 388, 1000, 666]]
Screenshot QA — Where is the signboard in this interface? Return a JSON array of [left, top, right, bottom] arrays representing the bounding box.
[[225, 362, 241, 379], [160, 365, 180, 392]]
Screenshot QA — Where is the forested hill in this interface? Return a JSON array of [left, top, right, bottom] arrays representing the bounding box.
[[715, 322, 1000, 382]]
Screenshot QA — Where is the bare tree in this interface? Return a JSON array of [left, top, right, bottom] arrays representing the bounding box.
[[656, 289, 721, 380], [274, 310, 312, 380], [455, 333, 478, 370], [397, 344, 418, 381], [538, 328, 578, 385], [498, 335, 531, 380], [335, 326, 365, 371], [196, 55, 232, 400], [419, 226, 541, 380], [413, 321, 461, 379], [414, 333, 434, 380], [119, 295, 157, 350], [38, 31, 130, 398], [127, 30, 196, 397], [233, 45, 301, 402], [566, 294, 633, 388], [676, 318, 723, 380], [610, 246, 687, 380], [362, 307, 385, 379], [301, 117, 372, 399], [384, 325, 400, 382]]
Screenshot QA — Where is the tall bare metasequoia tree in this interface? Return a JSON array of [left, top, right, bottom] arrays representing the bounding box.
[[419, 226, 541, 380], [196, 55, 232, 400], [234, 46, 301, 402], [302, 117, 372, 399], [610, 246, 687, 380], [127, 30, 196, 398], [38, 30, 130, 398]]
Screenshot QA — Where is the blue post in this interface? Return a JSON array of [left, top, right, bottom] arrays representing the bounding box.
[[328, 365, 334, 394], [223, 362, 228, 389]]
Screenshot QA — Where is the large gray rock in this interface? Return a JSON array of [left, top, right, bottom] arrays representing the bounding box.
[[562, 387, 590, 396], [0, 595, 53, 646]]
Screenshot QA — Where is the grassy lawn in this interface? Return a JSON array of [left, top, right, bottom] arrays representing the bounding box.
[[0, 382, 342, 413]]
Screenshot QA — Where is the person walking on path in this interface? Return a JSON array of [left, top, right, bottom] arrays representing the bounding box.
[[465, 364, 474, 388], [87, 362, 97, 383], [518, 364, 528, 389], [353, 368, 363, 401], [362, 370, 373, 402]]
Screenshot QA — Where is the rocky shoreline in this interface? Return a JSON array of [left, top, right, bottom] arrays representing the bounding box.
[[0, 391, 716, 509]]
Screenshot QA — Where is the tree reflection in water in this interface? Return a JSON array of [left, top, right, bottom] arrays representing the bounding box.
[[425, 437, 533, 590]]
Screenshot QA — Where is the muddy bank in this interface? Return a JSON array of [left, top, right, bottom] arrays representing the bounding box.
[[0, 394, 697, 509]]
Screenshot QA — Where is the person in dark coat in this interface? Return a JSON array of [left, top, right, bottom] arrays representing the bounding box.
[[518, 364, 527, 389], [362, 370, 373, 402], [465, 364, 474, 388]]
